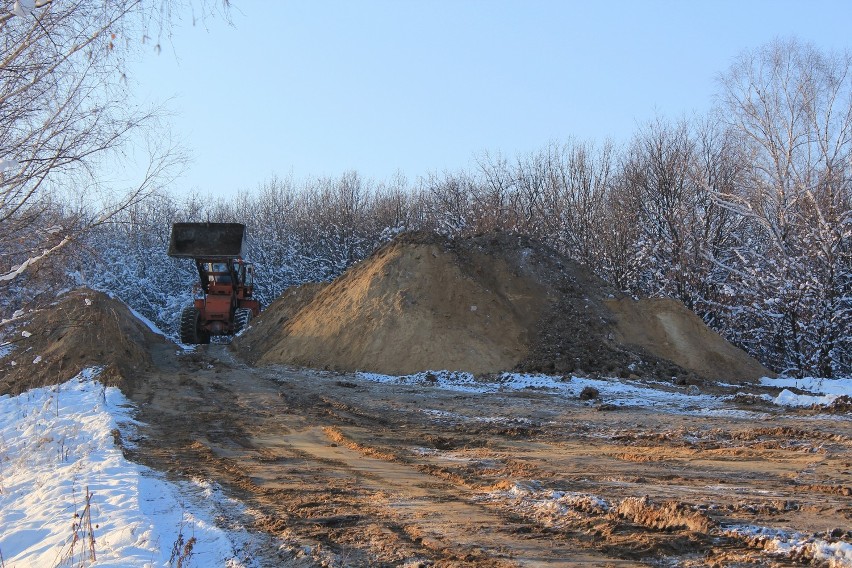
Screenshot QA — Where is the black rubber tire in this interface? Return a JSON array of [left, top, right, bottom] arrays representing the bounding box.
[[234, 308, 252, 334], [180, 306, 201, 344]]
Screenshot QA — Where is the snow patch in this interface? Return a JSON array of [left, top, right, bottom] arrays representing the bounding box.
[[479, 481, 611, 529], [759, 377, 852, 407], [123, 303, 169, 338], [356, 370, 737, 414], [724, 524, 852, 566], [0, 370, 254, 567]]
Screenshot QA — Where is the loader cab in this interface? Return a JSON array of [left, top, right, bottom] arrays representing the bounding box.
[[198, 260, 237, 294], [234, 261, 255, 298], [204, 262, 232, 285], [196, 259, 254, 295]]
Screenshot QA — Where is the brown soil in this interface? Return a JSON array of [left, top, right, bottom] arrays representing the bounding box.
[[606, 297, 772, 381], [0, 289, 167, 395], [235, 232, 770, 381], [238, 232, 549, 375], [237, 281, 328, 362], [122, 344, 852, 567], [3, 285, 849, 566]]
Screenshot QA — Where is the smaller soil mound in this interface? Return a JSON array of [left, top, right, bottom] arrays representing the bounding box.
[[0, 289, 167, 395], [606, 297, 771, 381]]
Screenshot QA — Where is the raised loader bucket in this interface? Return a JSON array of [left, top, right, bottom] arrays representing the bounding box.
[[167, 223, 246, 258]]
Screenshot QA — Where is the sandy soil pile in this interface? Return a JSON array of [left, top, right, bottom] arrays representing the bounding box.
[[237, 232, 549, 375], [236, 281, 328, 362], [606, 297, 770, 381], [0, 289, 167, 395], [236, 232, 771, 381]]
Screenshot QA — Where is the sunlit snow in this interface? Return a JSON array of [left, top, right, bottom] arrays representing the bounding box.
[[357, 370, 852, 414], [0, 369, 255, 568], [760, 376, 852, 407]]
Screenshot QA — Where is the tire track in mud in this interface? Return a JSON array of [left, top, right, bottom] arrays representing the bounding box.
[[123, 345, 852, 567], [125, 347, 617, 566], [263, 425, 631, 566]]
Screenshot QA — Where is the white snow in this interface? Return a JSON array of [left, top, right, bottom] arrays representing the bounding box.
[[759, 376, 852, 407], [724, 524, 852, 566], [358, 370, 739, 414], [487, 481, 612, 525], [0, 236, 71, 282], [120, 301, 169, 338], [0, 369, 254, 567], [357, 370, 852, 415]]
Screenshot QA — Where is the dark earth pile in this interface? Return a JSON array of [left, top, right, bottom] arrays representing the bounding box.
[[0, 289, 167, 395]]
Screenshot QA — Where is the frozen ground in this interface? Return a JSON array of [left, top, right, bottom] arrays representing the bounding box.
[[359, 369, 852, 413]]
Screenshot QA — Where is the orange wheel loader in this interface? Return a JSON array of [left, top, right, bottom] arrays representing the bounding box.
[[167, 223, 261, 344]]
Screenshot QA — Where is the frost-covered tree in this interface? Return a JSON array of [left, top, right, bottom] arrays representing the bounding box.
[[0, 1, 181, 285], [621, 118, 744, 317], [715, 38, 852, 377]]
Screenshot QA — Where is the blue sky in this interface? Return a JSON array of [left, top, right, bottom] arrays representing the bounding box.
[[128, 1, 852, 197]]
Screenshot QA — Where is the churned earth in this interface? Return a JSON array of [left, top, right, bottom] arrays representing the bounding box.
[[115, 341, 851, 567]]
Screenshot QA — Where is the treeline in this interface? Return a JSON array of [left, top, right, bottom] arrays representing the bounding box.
[[3, 39, 851, 378]]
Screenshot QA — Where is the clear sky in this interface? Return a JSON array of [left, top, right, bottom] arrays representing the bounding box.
[[127, 0, 852, 197]]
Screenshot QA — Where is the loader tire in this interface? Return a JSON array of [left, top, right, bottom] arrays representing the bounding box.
[[180, 306, 202, 345], [234, 308, 252, 334]]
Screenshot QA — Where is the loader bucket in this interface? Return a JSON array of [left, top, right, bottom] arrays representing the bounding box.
[[167, 223, 246, 258]]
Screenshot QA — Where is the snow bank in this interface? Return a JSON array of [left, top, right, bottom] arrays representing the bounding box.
[[760, 377, 852, 407], [0, 369, 249, 567]]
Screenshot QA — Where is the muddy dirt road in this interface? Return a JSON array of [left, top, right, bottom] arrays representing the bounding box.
[[123, 344, 852, 567]]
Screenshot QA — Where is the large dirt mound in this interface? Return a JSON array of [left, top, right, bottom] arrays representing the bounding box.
[[234, 232, 771, 381], [237, 233, 550, 374], [236, 281, 328, 362], [0, 289, 167, 395]]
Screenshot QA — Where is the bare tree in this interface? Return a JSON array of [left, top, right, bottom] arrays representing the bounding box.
[[0, 0, 226, 285], [715, 38, 852, 376]]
